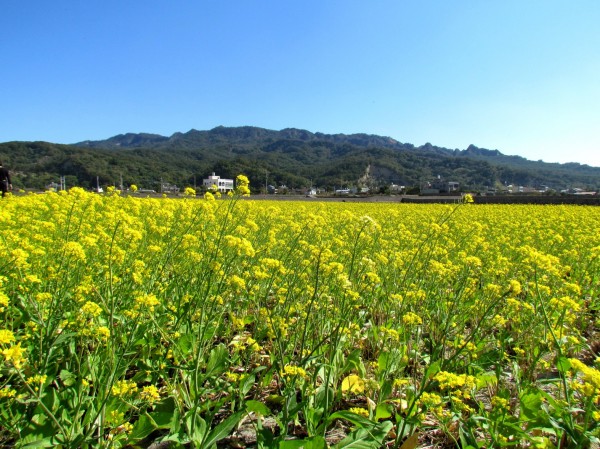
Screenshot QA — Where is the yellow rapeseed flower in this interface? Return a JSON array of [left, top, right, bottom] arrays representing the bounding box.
[[402, 312, 423, 326], [283, 365, 307, 380], [111, 379, 138, 397], [0, 291, 9, 311], [341, 374, 365, 394], [0, 329, 15, 344], [81, 301, 103, 317], [2, 343, 26, 369], [140, 385, 161, 402], [135, 293, 160, 311], [348, 407, 369, 417]]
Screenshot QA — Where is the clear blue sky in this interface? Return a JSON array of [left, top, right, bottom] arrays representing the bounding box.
[[2, 1, 599, 166]]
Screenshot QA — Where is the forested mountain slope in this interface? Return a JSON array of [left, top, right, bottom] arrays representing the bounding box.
[[1, 126, 598, 191]]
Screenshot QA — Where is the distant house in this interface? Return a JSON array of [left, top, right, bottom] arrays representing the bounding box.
[[422, 177, 460, 194], [203, 173, 234, 193], [573, 190, 597, 196], [161, 183, 180, 194], [390, 184, 405, 193], [447, 181, 460, 192]]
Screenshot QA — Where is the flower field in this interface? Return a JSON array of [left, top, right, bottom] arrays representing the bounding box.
[[1, 188, 599, 448]]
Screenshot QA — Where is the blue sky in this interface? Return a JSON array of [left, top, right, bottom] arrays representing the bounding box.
[[2, 1, 599, 166]]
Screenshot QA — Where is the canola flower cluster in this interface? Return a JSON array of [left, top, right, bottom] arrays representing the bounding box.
[[0, 188, 599, 447]]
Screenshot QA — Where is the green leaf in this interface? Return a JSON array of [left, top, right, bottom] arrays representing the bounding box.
[[476, 371, 498, 390], [185, 411, 207, 446], [246, 399, 272, 416], [520, 389, 543, 422], [266, 394, 285, 405], [328, 410, 373, 429], [375, 403, 393, 421], [20, 437, 57, 449], [82, 402, 98, 428], [425, 361, 441, 379], [177, 334, 194, 357], [458, 421, 479, 449], [154, 396, 177, 414], [149, 411, 177, 429], [379, 380, 393, 403], [556, 356, 571, 374], [129, 413, 158, 442], [205, 343, 229, 377], [203, 411, 244, 448], [20, 414, 55, 448], [257, 426, 276, 447], [285, 392, 304, 417], [305, 406, 325, 433], [279, 436, 327, 449], [332, 420, 393, 449], [341, 349, 364, 377], [377, 352, 390, 373], [315, 385, 335, 411], [241, 373, 256, 396], [59, 369, 76, 387]]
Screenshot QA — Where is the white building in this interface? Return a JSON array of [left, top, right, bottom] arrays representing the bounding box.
[[203, 172, 234, 193]]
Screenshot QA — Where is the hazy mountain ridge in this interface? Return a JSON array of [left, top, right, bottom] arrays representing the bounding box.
[[76, 126, 414, 152]]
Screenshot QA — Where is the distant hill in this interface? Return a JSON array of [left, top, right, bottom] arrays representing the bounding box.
[[1, 126, 599, 192]]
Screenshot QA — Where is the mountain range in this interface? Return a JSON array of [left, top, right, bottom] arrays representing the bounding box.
[[1, 126, 598, 192]]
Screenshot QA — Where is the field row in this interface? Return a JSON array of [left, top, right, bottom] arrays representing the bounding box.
[[1, 189, 599, 448]]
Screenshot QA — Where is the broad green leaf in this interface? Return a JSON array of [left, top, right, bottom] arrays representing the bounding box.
[[203, 411, 245, 448], [279, 436, 327, 449], [315, 385, 335, 411], [425, 361, 441, 379], [59, 369, 76, 387], [186, 412, 207, 446], [20, 414, 52, 447], [476, 371, 497, 390], [266, 394, 285, 405], [154, 396, 177, 414], [377, 352, 390, 373], [305, 406, 325, 432], [257, 426, 276, 446], [556, 356, 571, 374], [375, 403, 393, 421], [241, 373, 256, 396], [332, 420, 393, 449], [149, 411, 176, 429], [20, 437, 57, 449], [129, 413, 158, 442], [246, 399, 272, 416], [205, 343, 229, 377], [520, 389, 543, 422], [328, 410, 373, 429], [380, 379, 393, 401], [341, 349, 364, 377], [177, 334, 194, 357]]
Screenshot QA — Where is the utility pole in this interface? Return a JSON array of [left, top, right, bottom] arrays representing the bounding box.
[[265, 169, 268, 194]]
